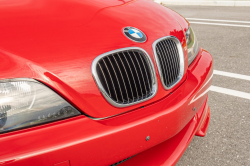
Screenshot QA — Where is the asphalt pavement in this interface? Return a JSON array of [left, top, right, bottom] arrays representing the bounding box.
[[164, 5, 250, 166]]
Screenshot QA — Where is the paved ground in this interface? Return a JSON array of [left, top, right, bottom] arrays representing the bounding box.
[[165, 6, 250, 166]]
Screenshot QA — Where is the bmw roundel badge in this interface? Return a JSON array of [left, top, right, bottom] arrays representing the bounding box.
[[123, 27, 147, 43]]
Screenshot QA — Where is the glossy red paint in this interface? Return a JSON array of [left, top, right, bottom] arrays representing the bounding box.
[[0, 0, 189, 118], [0, 0, 213, 165]]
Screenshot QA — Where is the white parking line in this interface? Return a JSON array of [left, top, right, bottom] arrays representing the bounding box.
[[214, 70, 250, 81], [189, 21, 250, 28], [187, 18, 250, 24], [210, 86, 250, 100]]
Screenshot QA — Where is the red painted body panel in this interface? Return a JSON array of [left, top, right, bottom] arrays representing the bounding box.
[[0, 0, 189, 118], [0, 48, 213, 165]]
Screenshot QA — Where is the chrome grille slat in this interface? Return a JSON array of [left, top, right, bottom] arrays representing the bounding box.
[[168, 40, 178, 81], [117, 53, 134, 102], [107, 56, 124, 103], [170, 40, 178, 82], [165, 40, 175, 83], [132, 51, 147, 96], [153, 36, 185, 90], [166, 40, 174, 83], [138, 52, 151, 92], [97, 63, 111, 97], [161, 40, 175, 84], [102, 59, 118, 102], [92, 47, 157, 107], [173, 41, 180, 75], [173, 40, 181, 79], [156, 47, 168, 85], [122, 52, 138, 101], [127, 51, 143, 98], [159, 42, 171, 85], [112, 54, 130, 103]]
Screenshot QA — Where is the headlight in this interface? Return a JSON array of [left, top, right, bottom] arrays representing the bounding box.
[[186, 26, 199, 66], [0, 79, 80, 134]]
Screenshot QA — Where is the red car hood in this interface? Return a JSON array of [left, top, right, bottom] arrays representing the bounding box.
[[0, 0, 189, 118]]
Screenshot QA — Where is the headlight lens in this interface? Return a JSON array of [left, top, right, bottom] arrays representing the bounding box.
[[0, 79, 80, 134], [186, 26, 199, 66]]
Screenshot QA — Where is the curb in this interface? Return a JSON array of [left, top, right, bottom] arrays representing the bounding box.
[[160, 1, 250, 6]]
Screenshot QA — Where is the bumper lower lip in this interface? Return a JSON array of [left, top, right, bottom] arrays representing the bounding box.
[[0, 48, 213, 166]]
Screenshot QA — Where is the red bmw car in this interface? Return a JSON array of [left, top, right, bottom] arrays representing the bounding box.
[[0, 0, 213, 165]]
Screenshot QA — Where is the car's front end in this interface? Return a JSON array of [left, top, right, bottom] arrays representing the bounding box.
[[0, 0, 213, 165]]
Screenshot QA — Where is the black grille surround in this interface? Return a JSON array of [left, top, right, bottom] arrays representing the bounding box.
[[153, 36, 185, 90], [92, 47, 157, 107]]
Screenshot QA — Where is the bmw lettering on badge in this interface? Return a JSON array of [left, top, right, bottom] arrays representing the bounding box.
[[123, 27, 147, 43]]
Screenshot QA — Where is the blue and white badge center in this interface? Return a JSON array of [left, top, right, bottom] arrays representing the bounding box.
[[128, 29, 143, 38]]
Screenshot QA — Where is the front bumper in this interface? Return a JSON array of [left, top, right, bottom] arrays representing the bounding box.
[[119, 97, 211, 166], [0, 49, 213, 166]]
